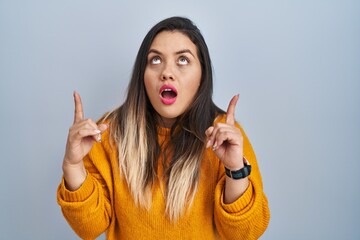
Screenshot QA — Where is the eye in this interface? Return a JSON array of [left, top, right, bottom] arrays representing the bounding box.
[[150, 56, 161, 65], [178, 56, 189, 65]]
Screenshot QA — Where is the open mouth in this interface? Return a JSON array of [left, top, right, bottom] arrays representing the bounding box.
[[161, 89, 177, 99], [160, 85, 177, 105]]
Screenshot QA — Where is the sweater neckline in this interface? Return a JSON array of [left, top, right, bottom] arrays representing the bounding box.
[[157, 126, 171, 136]]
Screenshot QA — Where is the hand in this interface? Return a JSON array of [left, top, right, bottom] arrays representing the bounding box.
[[63, 91, 108, 166], [205, 95, 244, 170], [62, 92, 108, 190]]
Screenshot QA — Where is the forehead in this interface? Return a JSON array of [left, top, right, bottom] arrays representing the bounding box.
[[150, 31, 198, 53]]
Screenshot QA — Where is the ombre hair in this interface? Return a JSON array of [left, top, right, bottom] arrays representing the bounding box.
[[103, 16, 224, 221]]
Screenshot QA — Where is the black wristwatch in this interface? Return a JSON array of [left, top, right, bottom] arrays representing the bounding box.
[[225, 157, 251, 180]]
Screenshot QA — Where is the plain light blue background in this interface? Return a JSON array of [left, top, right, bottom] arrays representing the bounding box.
[[1, 0, 359, 239]]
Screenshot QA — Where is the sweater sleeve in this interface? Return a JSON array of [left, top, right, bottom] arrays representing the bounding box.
[[213, 116, 270, 240], [57, 132, 113, 239]]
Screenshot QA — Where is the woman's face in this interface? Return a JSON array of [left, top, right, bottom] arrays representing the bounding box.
[[144, 31, 202, 127]]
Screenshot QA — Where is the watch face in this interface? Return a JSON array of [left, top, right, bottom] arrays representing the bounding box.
[[225, 164, 251, 180]]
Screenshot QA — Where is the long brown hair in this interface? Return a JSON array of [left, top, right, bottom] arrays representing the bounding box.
[[104, 16, 224, 221]]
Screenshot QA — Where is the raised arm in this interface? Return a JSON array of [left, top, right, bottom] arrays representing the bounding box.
[[62, 91, 107, 190]]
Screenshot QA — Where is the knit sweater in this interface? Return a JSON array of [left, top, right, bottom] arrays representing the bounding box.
[[57, 115, 270, 239]]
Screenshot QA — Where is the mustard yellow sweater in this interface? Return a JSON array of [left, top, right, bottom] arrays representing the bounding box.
[[57, 116, 270, 239]]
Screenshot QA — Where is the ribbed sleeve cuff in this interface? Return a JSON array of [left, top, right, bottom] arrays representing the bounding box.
[[220, 181, 253, 214], [58, 173, 95, 202]]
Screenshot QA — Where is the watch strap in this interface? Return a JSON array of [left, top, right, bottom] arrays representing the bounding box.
[[225, 157, 251, 180]]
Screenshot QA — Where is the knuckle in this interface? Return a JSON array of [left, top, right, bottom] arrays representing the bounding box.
[[217, 127, 226, 134], [75, 129, 84, 138], [78, 129, 86, 136], [87, 118, 94, 123]]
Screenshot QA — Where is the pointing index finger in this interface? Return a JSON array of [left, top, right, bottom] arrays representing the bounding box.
[[73, 91, 84, 123], [226, 94, 239, 125]]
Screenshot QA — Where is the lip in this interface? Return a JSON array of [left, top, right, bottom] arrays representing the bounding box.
[[159, 84, 178, 105]]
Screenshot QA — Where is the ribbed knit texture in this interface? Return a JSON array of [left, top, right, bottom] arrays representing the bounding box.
[[57, 114, 270, 239]]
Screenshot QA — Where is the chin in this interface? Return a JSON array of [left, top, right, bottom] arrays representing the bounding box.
[[157, 111, 181, 123]]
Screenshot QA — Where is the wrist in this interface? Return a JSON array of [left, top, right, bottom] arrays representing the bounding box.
[[224, 157, 251, 180], [62, 160, 87, 191], [223, 153, 245, 170]]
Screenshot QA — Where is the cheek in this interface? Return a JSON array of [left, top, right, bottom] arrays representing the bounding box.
[[189, 72, 201, 95], [184, 81, 201, 103]]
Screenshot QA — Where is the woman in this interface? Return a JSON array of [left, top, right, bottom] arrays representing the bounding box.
[[57, 16, 270, 239]]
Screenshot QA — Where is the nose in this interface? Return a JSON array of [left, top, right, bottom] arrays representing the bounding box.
[[161, 62, 175, 81]]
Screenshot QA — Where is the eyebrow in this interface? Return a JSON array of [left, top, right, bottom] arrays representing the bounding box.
[[148, 49, 196, 58]]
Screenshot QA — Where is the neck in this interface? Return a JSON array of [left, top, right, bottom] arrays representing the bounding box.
[[157, 115, 176, 128]]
